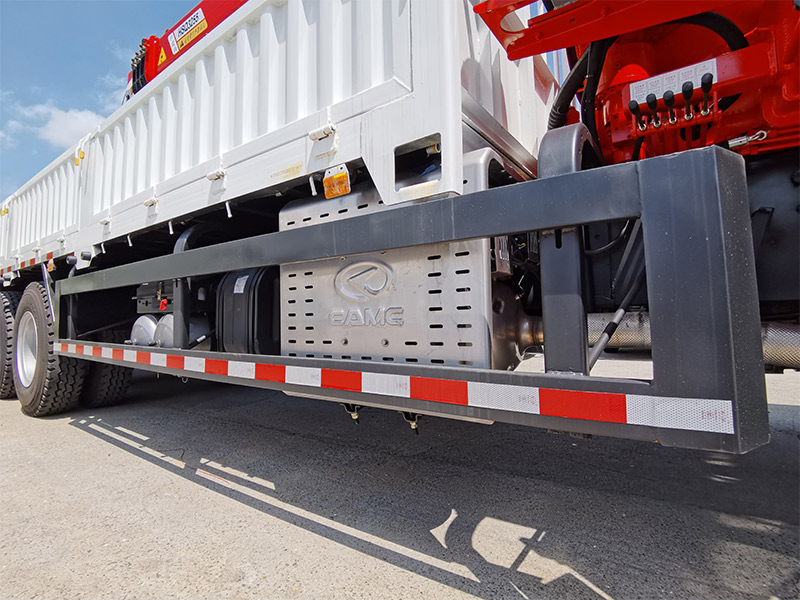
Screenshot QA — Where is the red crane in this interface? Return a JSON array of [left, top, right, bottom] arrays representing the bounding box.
[[474, 0, 800, 163], [127, 1, 249, 98]]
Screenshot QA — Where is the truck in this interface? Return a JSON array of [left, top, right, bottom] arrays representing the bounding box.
[[1, 0, 798, 454]]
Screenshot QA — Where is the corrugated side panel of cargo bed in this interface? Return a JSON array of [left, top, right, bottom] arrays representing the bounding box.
[[1, 0, 552, 274]]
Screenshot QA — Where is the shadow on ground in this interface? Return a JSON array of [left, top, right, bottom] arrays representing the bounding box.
[[56, 372, 800, 599]]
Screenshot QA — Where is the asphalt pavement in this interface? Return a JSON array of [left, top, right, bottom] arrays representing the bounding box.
[[1, 366, 798, 599]]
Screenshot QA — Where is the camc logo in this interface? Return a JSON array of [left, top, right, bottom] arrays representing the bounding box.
[[330, 261, 403, 327], [334, 261, 394, 302]]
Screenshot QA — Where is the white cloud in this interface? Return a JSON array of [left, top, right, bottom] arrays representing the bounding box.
[[99, 39, 135, 115], [36, 106, 105, 147], [109, 40, 134, 64], [2, 102, 105, 150], [0, 129, 16, 149], [96, 72, 128, 115], [11, 102, 51, 120], [5, 120, 26, 133], [0, 39, 129, 153]]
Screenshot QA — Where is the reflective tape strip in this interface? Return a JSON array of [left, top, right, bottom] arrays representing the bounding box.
[[362, 373, 410, 397], [285, 366, 321, 387], [626, 395, 734, 434], [321, 369, 361, 392], [167, 354, 185, 370], [255, 363, 284, 382], [54, 344, 735, 433], [539, 389, 627, 423], [227, 360, 255, 379], [410, 377, 468, 405], [467, 382, 539, 413], [205, 358, 227, 376], [184, 356, 205, 372]]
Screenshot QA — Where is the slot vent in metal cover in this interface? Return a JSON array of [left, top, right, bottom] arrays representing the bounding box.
[[279, 191, 492, 367]]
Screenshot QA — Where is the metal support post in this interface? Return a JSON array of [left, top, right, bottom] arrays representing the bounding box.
[[536, 124, 601, 374]]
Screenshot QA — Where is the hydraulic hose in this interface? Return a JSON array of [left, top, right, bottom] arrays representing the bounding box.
[[588, 266, 646, 369], [672, 12, 747, 111], [580, 37, 616, 151], [547, 50, 589, 130], [673, 12, 748, 52], [585, 220, 632, 256]]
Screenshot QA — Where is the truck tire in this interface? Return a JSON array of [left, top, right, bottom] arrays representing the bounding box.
[[12, 282, 87, 417], [80, 330, 132, 408], [0, 291, 22, 399]]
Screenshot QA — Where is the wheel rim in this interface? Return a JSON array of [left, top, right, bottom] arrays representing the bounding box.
[[16, 311, 38, 388]]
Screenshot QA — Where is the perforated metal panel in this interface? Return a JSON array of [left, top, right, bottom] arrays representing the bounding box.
[[279, 193, 492, 367], [279, 173, 391, 231]]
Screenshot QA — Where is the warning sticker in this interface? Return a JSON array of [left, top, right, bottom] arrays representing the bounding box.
[[157, 48, 167, 66], [629, 59, 718, 105], [170, 7, 208, 53], [168, 32, 179, 55], [177, 19, 207, 50], [233, 275, 249, 294]]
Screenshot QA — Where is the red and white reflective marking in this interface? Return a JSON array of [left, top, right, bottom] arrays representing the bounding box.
[[3, 251, 62, 274], [56, 343, 735, 434]]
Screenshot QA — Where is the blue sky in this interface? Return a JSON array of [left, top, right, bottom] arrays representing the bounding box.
[[0, 0, 197, 200]]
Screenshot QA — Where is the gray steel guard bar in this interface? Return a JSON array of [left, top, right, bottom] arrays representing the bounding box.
[[55, 145, 769, 452]]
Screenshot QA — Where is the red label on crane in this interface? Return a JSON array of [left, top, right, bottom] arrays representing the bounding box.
[[141, 0, 249, 87]]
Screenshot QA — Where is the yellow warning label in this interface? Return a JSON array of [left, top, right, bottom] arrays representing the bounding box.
[[177, 19, 208, 51], [158, 48, 167, 65]]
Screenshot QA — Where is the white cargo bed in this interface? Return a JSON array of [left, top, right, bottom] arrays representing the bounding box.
[[1, 0, 553, 277]]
